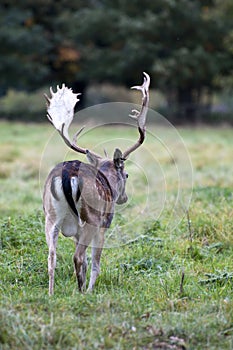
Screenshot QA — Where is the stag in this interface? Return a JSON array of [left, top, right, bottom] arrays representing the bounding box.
[[43, 73, 150, 295]]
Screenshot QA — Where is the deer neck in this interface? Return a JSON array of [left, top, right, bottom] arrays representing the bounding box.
[[97, 166, 119, 203]]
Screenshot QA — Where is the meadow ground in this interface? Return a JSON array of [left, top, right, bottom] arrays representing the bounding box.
[[0, 121, 233, 349]]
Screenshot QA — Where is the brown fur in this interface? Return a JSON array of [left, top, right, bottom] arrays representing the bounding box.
[[43, 151, 128, 295]]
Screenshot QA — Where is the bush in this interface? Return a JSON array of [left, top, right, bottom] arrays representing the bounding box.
[[0, 89, 46, 121]]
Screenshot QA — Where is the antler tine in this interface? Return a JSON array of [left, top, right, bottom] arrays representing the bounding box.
[[50, 86, 55, 96], [58, 123, 87, 154], [122, 72, 150, 159], [72, 125, 86, 144], [44, 93, 50, 108]]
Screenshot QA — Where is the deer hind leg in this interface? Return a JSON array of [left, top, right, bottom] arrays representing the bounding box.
[[45, 217, 59, 296], [73, 224, 94, 292], [87, 228, 105, 293], [73, 244, 88, 292]]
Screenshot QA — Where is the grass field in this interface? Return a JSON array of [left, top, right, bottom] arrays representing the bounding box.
[[0, 120, 233, 349]]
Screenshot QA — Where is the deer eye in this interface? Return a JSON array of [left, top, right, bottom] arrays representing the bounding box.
[[126, 173, 129, 179]]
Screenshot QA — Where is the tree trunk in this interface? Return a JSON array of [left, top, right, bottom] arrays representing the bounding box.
[[177, 87, 197, 123]]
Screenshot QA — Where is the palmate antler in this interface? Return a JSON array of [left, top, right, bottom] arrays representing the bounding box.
[[44, 84, 88, 155], [122, 72, 150, 159], [44, 72, 150, 159]]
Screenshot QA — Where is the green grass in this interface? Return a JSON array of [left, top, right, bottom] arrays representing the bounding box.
[[0, 121, 233, 349]]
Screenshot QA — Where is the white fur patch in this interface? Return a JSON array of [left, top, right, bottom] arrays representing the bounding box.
[[52, 176, 64, 200], [71, 176, 78, 200]]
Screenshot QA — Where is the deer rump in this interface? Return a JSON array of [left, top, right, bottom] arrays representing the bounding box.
[[45, 160, 115, 237]]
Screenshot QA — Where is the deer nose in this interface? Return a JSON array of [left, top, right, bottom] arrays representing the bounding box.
[[117, 193, 128, 205]]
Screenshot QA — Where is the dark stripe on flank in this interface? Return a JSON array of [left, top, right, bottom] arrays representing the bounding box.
[[62, 165, 80, 220]]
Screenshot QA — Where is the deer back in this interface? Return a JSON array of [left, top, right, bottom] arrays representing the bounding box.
[[43, 160, 121, 229]]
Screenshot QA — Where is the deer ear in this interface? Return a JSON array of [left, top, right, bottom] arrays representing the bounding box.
[[113, 148, 124, 169], [86, 150, 100, 167]]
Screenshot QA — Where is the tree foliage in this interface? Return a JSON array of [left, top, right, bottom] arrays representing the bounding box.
[[0, 0, 232, 120]]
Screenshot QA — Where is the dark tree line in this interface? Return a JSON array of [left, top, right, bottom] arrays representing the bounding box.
[[0, 0, 233, 121]]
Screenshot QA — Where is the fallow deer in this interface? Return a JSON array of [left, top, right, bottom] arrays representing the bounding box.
[[43, 72, 150, 295]]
